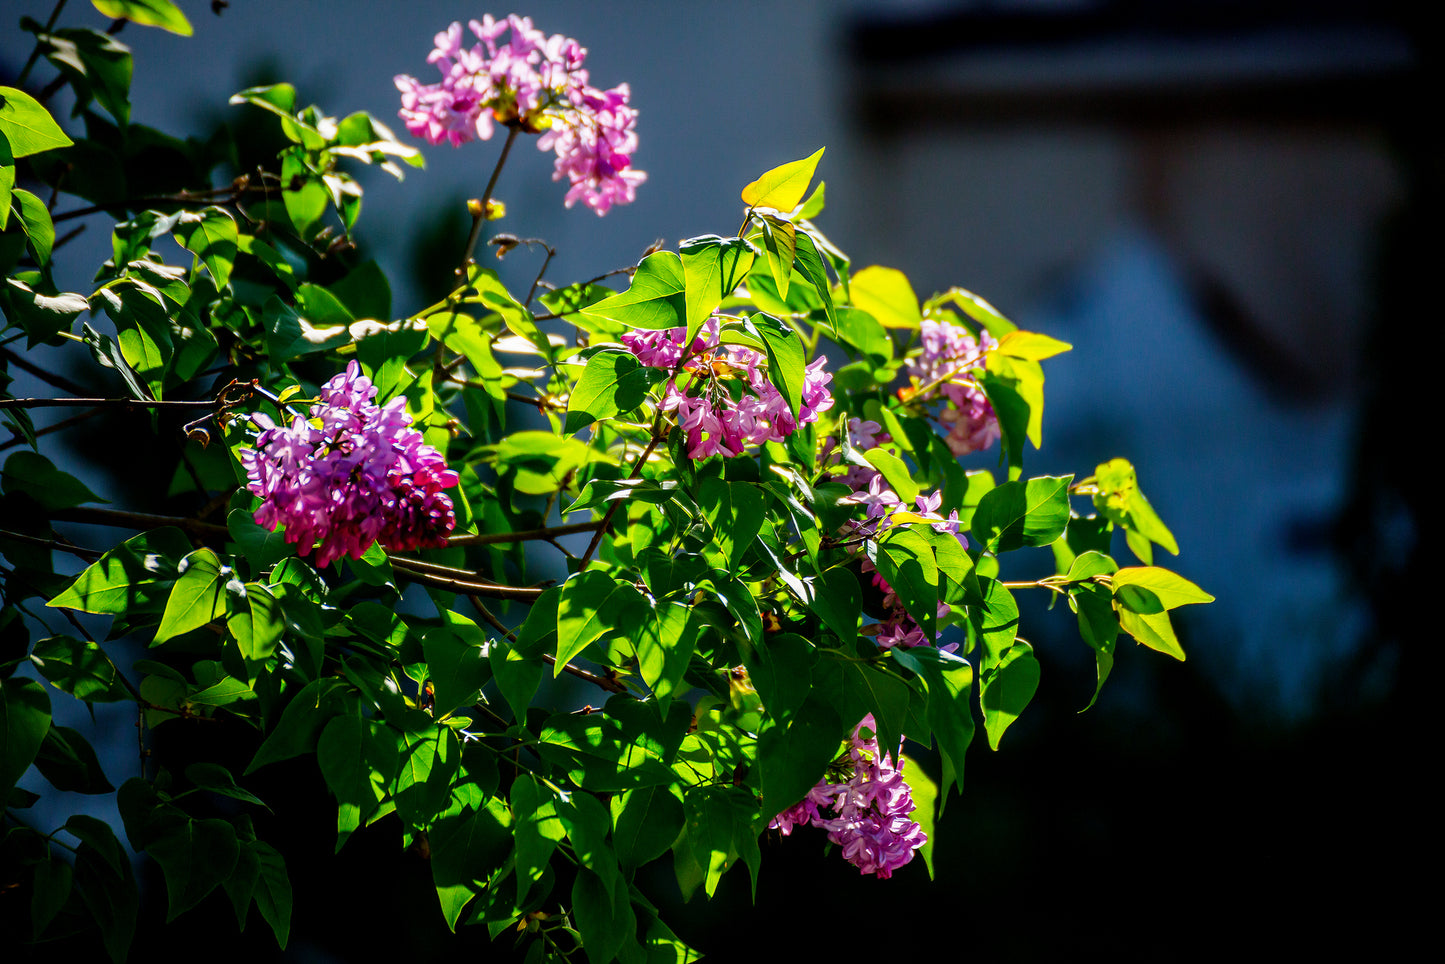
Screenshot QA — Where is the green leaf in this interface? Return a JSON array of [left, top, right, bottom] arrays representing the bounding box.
[[697, 477, 766, 572], [902, 753, 938, 878], [631, 601, 695, 702], [226, 582, 285, 661], [186, 762, 268, 809], [538, 712, 676, 792], [870, 527, 939, 640], [2, 451, 106, 510], [265, 294, 350, 361], [979, 642, 1040, 750], [394, 724, 460, 831], [1093, 458, 1179, 559], [756, 693, 842, 818], [1111, 567, 1213, 609], [430, 796, 510, 930], [47, 528, 190, 615], [31, 856, 73, 938], [555, 570, 628, 674], [579, 251, 686, 331], [34, 724, 113, 793], [511, 776, 565, 906], [758, 215, 797, 298], [613, 785, 684, 872], [809, 567, 861, 643], [246, 678, 352, 773], [11, 189, 54, 265], [680, 234, 756, 337], [421, 614, 491, 718], [154, 548, 227, 644], [147, 816, 240, 920], [791, 231, 837, 330], [0, 134, 13, 229], [970, 475, 1072, 554], [565, 348, 667, 435], [1, 677, 51, 800], [0, 87, 74, 157], [741, 147, 824, 214], [1, 279, 89, 347], [90, 0, 193, 35], [969, 577, 1019, 669], [1116, 604, 1186, 661], [175, 207, 238, 287], [34, 25, 133, 126], [280, 151, 327, 239], [849, 265, 920, 330], [891, 647, 974, 796], [573, 867, 635, 964], [250, 841, 292, 947], [832, 305, 892, 365], [70, 816, 138, 963], [488, 639, 542, 724], [749, 312, 805, 419], [30, 635, 126, 702], [863, 447, 920, 506]]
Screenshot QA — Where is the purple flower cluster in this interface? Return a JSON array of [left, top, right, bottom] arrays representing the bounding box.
[[395, 15, 645, 214], [240, 362, 459, 568], [770, 714, 926, 878], [907, 320, 1001, 456], [622, 320, 834, 459]]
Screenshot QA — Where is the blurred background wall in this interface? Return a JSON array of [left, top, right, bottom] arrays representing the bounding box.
[[3, 1, 1431, 959]]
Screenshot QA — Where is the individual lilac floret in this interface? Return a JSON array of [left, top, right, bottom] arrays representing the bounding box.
[[906, 319, 1001, 455], [769, 714, 927, 878], [396, 15, 645, 214], [240, 362, 459, 568], [622, 318, 834, 459]]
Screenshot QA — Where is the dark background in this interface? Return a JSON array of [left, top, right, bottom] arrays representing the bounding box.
[[3, 1, 1432, 959]]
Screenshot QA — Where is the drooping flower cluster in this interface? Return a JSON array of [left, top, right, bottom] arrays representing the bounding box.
[[622, 320, 834, 459], [395, 15, 645, 214], [770, 715, 927, 878], [907, 320, 1000, 455], [240, 362, 459, 568]]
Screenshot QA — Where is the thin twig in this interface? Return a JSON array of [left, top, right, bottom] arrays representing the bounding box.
[[388, 558, 548, 600], [50, 505, 229, 539], [0, 396, 218, 410], [0, 406, 103, 452], [0, 347, 88, 395], [14, 0, 68, 86]]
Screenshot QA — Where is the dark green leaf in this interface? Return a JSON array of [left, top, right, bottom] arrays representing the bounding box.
[[1, 676, 50, 800], [870, 527, 939, 639], [47, 528, 190, 615], [34, 724, 113, 793], [175, 207, 238, 287], [245, 678, 352, 773], [30, 635, 126, 702], [11, 189, 54, 265], [2, 451, 106, 510], [612, 784, 684, 872]]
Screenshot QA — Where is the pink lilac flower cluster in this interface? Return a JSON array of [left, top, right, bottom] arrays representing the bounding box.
[[769, 714, 926, 878], [621, 320, 834, 459], [240, 362, 459, 568], [907, 320, 1001, 456], [395, 15, 645, 214]]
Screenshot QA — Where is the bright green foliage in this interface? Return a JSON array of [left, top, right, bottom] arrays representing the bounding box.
[[0, 18, 1212, 964]]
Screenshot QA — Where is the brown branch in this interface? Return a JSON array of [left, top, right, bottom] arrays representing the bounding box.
[[445, 521, 603, 547], [388, 557, 548, 600], [0, 406, 104, 452], [0, 396, 219, 410], [50, 505, 228, 539]]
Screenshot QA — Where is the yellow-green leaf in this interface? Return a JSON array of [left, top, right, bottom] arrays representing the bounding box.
[[995, 329, 1072, 361], [741, 147, 824, 214], [850, 265, 921, 330], [91, 0, 193, 36]]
